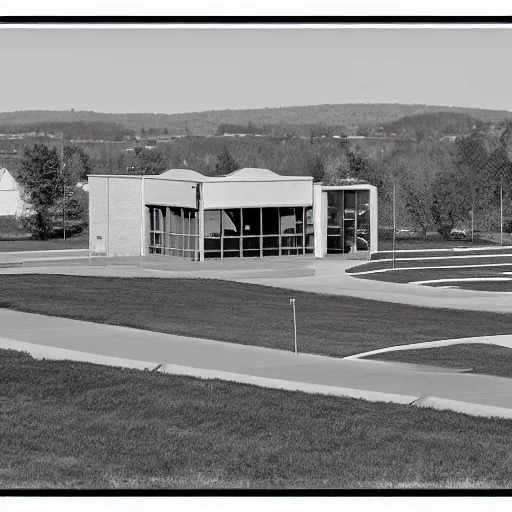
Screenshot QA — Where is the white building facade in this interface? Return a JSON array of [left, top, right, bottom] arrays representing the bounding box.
[[0, 168, 25, 217], [88, 168, 377, 260]]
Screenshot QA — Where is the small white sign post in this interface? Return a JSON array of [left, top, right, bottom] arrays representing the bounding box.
[[290, 298, 298, 355]]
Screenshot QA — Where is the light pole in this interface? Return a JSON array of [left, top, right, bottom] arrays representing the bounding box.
[[392, 180, 396, 269], [470, 208, 474, 244], [501, 176, 504, 246]]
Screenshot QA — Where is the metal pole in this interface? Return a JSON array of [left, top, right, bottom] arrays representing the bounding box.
[[501, 180, 504, 246], [471, 207, 474, 244], [60, 134, 66, 243], [106, 177, 110, 267], [290, 298, 297, 355], [392, 181, 396, 269], [140, 176, 145, 269]]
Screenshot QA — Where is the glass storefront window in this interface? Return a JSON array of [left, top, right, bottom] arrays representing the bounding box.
[[243, 238, 260, 250], [344, 191, 356, 253], [356, 190, 370, 251], [222, 209, 241, 237], [262, 236, 279, 249], [150, 204, 315, 260], [149, 206, 199, 259], [242, 208, 261, 236], [223, 238, 240, 252], [204, 210, 221, 238], [305, 206, 314, 252], [262, 208, 279, 235], [325, 189, 371, 255], [279, 207, 296, 235]]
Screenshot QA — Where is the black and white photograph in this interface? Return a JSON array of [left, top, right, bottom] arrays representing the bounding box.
[[2, 17, 512, 492]]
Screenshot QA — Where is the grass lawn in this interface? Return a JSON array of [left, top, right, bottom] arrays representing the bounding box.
[[2, 348, 512, 489], [347, 258, 512, 275], [0, 236, 88, 252], [371, 247, 512, 261], [377, 236, 496, 252], [1, 275, 512, 358], [349, 266, 512, 284], [365, 343, 512, 379], [425, 281, 512, 292]]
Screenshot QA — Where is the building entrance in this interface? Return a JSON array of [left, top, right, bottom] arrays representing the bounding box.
[[327, 190, 370, 255]]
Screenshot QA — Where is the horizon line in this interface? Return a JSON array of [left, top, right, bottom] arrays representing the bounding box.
[[0, 101, 510, 117]]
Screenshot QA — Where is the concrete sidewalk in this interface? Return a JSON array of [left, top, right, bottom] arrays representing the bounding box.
[[2, 309, 512, 417], [231, 259, 512, 313]]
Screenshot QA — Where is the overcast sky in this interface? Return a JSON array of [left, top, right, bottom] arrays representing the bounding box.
[[0, 25, 511, 114]]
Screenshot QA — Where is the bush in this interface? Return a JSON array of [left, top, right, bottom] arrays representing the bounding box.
[[0, 215, 24, 234]]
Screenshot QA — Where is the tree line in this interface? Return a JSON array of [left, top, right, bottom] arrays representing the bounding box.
[[0, 121, 135, 141], [14, 121, 512, 241]]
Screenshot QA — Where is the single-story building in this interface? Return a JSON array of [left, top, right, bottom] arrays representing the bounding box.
[[88, 168, 377, 260]]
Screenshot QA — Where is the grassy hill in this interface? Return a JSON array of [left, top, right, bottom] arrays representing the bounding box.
[[0, 104, 509, 136]]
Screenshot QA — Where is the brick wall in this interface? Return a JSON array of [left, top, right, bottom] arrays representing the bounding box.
[[88, 177, 108, 255], [89, 176, 143, 257], [108, 178, 142, 257]]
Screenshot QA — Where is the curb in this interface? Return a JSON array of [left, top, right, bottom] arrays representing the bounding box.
[[413, 396, 512, 420], [2, 337, 512, 420], [156, 363, 417, 404], [343, 334, 512, 360]]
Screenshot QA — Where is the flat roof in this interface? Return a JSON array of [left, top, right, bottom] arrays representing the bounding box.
[[320, 184, 376, 191]]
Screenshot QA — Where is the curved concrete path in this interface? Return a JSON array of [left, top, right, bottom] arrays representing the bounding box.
[[229, 260, 512, 313], [344, 334, 512, 360], [2, 309, 512, 419], [2, 258, 512, 312]]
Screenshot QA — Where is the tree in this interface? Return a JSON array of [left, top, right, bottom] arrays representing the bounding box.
[[215, 146, 239, 175], [401, 155, 437, 238], [431, 168, 470, 239], [134, 149, 168, 175], [17, 144, 62, 240], [66, 187, 89, 231], [63, 144, 92, 182], [453, 133, 490, 226], [342, 150, 383, 187], [308, 155, 325, 182]]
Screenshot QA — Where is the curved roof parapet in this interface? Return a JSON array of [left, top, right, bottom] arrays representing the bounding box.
[[149, 168, 212, 182], [223, 168, 312, 181], [148, 167, 312, 182]]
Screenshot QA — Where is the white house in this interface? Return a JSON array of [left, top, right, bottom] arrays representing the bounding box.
[[0, 168, 25, 216]]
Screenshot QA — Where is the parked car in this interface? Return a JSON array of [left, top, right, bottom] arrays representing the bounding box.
[[450, 228, 468, 240]]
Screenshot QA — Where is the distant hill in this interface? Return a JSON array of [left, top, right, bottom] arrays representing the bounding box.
[[377, 112, 485, 140], [0, 104, 509, 137]]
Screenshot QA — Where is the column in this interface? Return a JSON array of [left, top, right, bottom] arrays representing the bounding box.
[[198, 183, 205, 262], [313, 183, 324, 258]]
